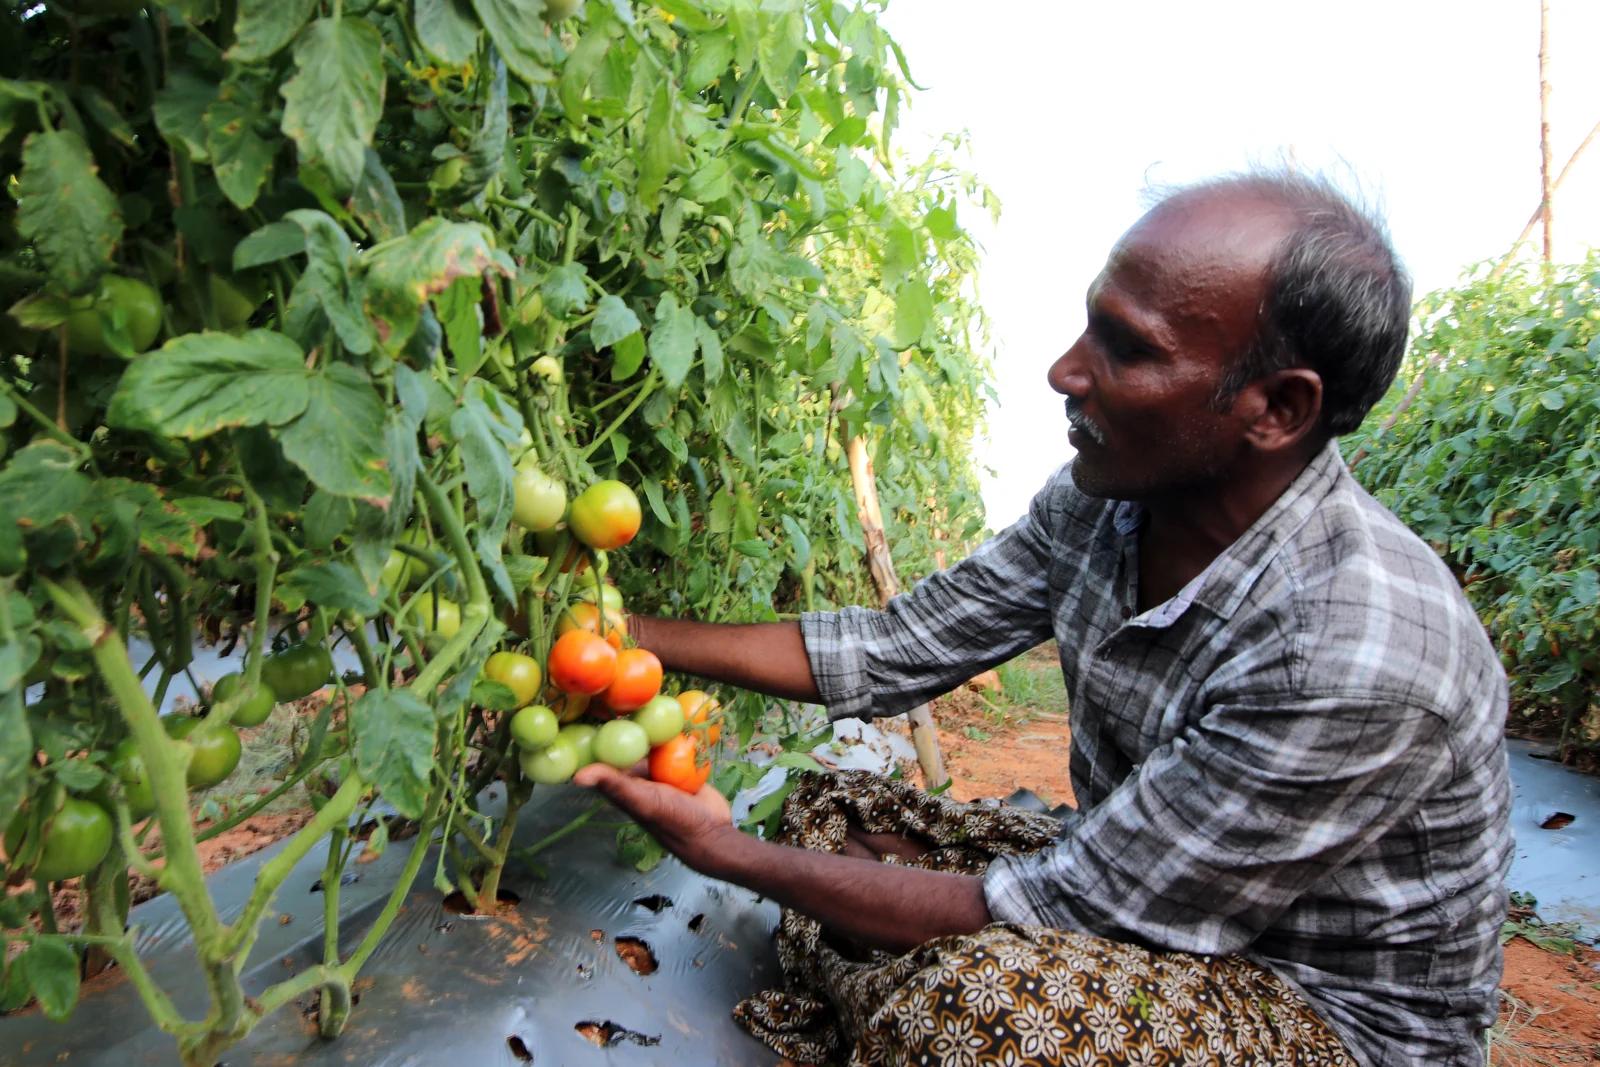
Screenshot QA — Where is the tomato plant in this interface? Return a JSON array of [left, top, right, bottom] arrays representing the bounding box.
[[1348, 259, 1600, 756], [0, 0, 994, 1058]]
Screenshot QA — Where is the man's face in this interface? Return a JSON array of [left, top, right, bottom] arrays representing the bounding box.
[[1047, 192, 1297, 500]]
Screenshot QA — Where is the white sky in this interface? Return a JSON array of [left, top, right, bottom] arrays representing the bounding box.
[[879, 0, 1600, 529]]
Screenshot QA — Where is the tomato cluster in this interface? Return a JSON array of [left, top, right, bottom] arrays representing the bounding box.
[[475, 478, 718, 794]]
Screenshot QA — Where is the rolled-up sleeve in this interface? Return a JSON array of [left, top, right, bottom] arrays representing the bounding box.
[[799, 473, 1064, 721], [984, 694, 1454, 952]]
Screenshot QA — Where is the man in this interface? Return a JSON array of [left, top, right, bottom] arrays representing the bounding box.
[[574, 170, 1512, 1067]]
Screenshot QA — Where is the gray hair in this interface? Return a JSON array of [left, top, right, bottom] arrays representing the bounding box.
[[1148, 168, 1413, 437]]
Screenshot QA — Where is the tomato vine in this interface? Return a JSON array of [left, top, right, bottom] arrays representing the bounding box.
[[0, 0, 995, 1059]]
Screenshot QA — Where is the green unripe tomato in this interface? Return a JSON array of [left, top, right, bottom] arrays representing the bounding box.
[[519, 737, 579, 785], [484, 650, 543, 707], [431, 157, 466, 189], [517, 289, 544, 325], [108, 738, 155, 820], [381, 527, 433, 590], [408, 592, 461, 638], [512, 464, 567, 532], [65, 276, 162, 357], [557, 723, 598, 767], [260, 643, 335, 703], [632, 694, 686, 745], [164, 716, 243, 790], [573, 579, 625, 613], [593, 719, 650, 770], [209, 274, 259, 328], [510, 705, 560, 750], [543, 0, 581, 20], [5, 798, 113, 883], [210, 672, 277, 728], [530, 355, 563, 383]]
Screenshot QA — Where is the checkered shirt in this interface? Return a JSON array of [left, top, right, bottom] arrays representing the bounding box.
[[800, 440, 1513, 1067]]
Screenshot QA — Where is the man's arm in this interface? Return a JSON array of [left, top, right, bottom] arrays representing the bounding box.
[[573, 762, 990, 952], [627, 616, 819, 703]]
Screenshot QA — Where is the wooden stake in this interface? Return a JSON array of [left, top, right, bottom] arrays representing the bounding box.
[[1538, 0, 1555, 264], [845, 434, 949, 789]]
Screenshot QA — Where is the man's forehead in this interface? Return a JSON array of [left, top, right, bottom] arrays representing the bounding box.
[[1103, 191, 1297, 293]]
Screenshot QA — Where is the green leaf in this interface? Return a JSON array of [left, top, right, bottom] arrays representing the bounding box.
[[0, 394, 13, 429], [303, 489, 354, 548], [17, 131, 123, 295], [75, 87, 135, 148], [893, 277, 933, 349], [925, 205, 959, 240], [229, 0, 319, 62], [471, 0, 557, 85], [18, 938, 78, 1022], [350, 149, 407, 243], [781, 513, 811, 572], [696, 317, 724, 385], [611, 331, 646, 380], [648, 293, 696, 389], [0, 686, 30, 834], [591, 294, 642, 348], [282, 562, 380, 617], [1538, 388, 1566, 411], [9, 292, 73, 330], [470, 679, 519, 711], [641, 475, 674, 527], [448, 394, 515, 549], [234, 220, 306, 270], [275, 364, 392, 503], [350, 689, 435, 818], [416, 0, 482, 66], [364, 218, 510, 354], [540, 263, 589, 318], [205, 83, 276, 209], [284, 209, 372, 355], [684, 32, 733, 92], [637, 79, 683, 208], [732, 538, 769, 559], [153, 72, 218, 161], [437, 275, 483, 374], [559, 26, 612, 120], [110, 330, 310, 438], [280, 18, 386, 195]]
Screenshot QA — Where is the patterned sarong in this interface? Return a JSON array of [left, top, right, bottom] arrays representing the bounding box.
[[734, 770, 1357, 1067]]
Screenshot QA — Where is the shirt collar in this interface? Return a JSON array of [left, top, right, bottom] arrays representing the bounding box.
[[1112, 439, 1350, 628]]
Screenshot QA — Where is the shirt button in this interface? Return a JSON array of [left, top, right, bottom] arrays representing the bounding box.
[[1120, 606, 1131, 619]]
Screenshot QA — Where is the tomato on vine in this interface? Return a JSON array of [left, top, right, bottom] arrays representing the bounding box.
[[164, 717, 242, 790], [593, 719, 650, 769], [573, 578, 625, 612], [259, 644, 333, 703], [407, 592, 461, 638], [648, 734, 711, 794], [556, 600, 626, 649], [512, 464, 566, 532], [107, 739, 155, 820], [632, 693, 685, 745], [598, 648, 662, 712], [544, 686, 591, 724], [520, 737, 579, 785], [547, 629, 616, 695], [4, 797, 114, 883], [510, 705, 560, 751], [678, 690, 723, 746], [64, 275, 161, 356], [484, 651, 542, 708], [558, 723, 598, 767], [567, 481, 641, 551], [211, 673, 276, 728]]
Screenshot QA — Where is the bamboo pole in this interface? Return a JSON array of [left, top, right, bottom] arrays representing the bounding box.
[[1538, 0, 1555, 265], [844, 434, 949, 789]]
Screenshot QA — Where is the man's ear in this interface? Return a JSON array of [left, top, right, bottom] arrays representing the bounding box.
[[1242, 367, 1323, 452]]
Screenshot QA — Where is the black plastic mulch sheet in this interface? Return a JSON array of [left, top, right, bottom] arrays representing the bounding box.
[[2, 786, 783, 1066]]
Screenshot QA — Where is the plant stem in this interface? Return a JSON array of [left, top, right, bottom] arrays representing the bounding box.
[[580, 369, 657, 460]]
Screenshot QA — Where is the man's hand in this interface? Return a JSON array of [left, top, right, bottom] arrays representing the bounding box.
[[572, 762, 741, 875]]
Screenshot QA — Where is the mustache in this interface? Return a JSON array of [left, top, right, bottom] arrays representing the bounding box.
[[1064, 398, 1107, 445]]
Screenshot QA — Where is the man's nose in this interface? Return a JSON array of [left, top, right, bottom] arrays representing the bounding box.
[[1048, 340, 1091, 398]]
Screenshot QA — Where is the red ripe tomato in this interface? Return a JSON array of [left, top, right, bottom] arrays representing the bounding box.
[[556, 601, 626, 650], [678, 690, 723, 746], [567, 481, 641, 551], [598, 648, 662, 712], [648, 733, 711, 794], [547, 630, 617, 695]]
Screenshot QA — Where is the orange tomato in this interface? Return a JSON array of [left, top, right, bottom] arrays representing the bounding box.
[[568, 480, 642, 551], [598, 648, 663, 712], [555, 601, 627, 650], [547, 630, 617, 695], [648, 733, 711, 794], [677, 690, 722, 746], [542, 685, 592, 724]]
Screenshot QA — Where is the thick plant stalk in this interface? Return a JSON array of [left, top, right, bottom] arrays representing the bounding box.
[[844, 435, 948, 789], [1538, 0, 1554, 265]]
